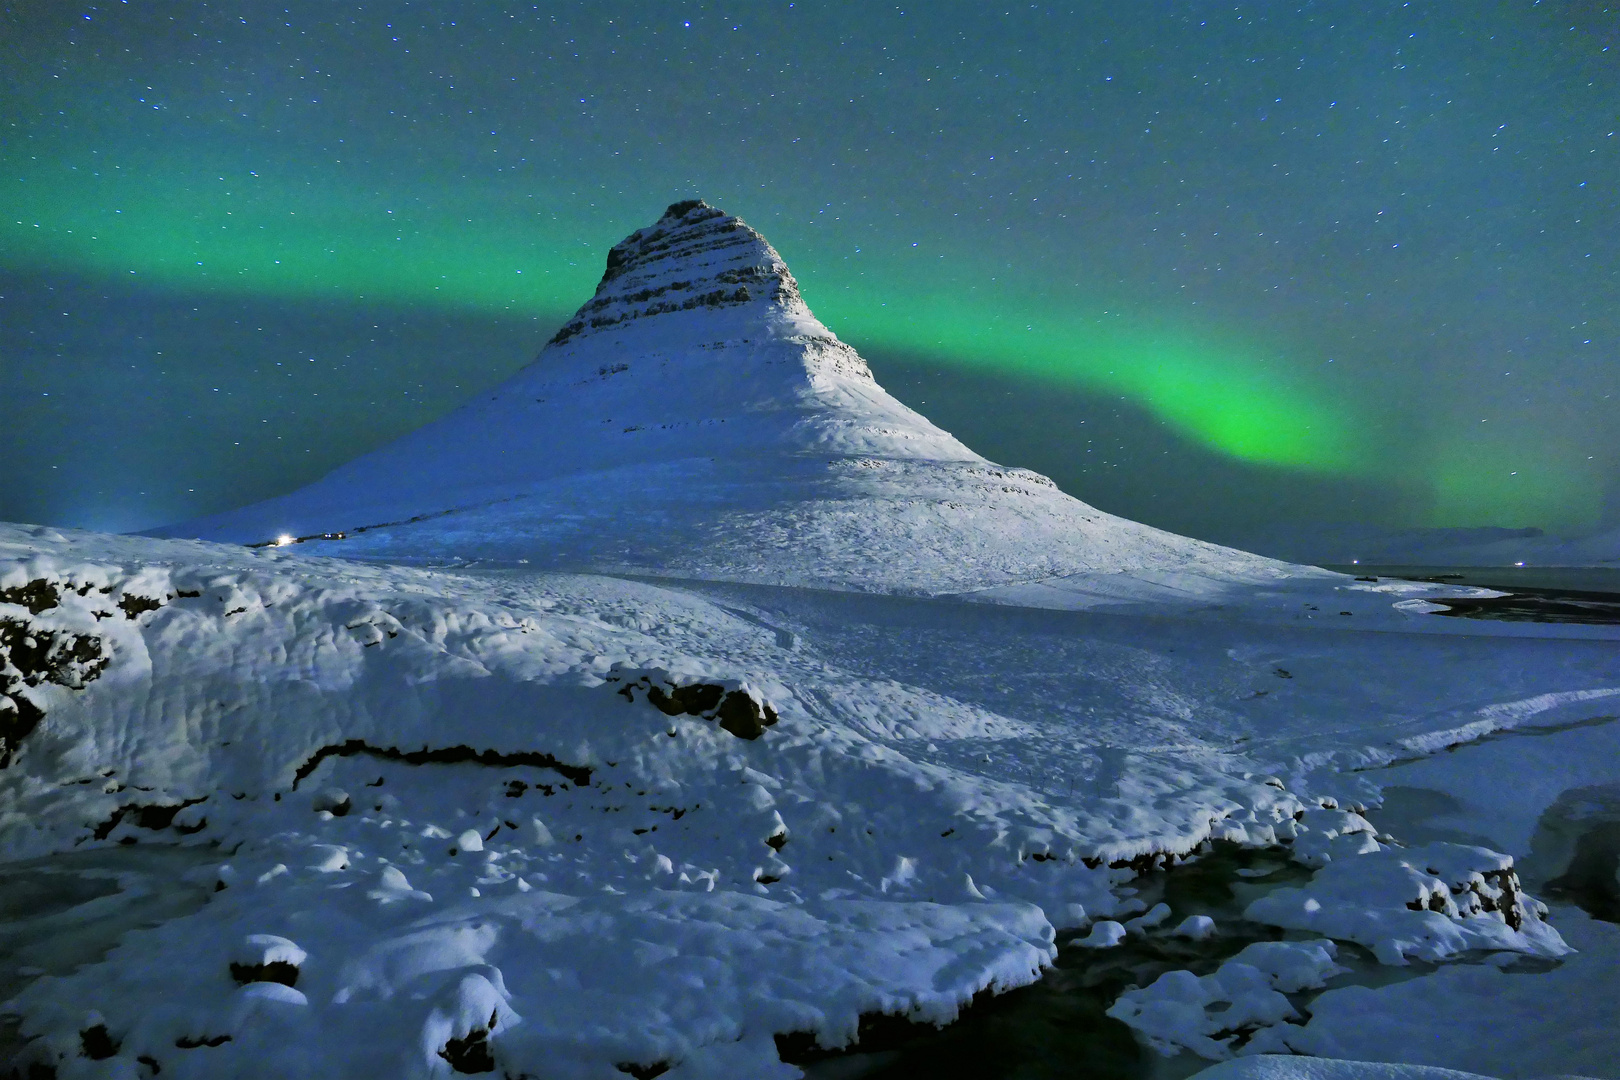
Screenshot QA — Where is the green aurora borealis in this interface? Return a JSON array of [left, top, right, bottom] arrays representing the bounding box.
[[6, 147, 1354, 474], [3, 2, 1616, 539]]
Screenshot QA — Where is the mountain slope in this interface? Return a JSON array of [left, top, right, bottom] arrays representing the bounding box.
[[156, 201, 1298, 592]]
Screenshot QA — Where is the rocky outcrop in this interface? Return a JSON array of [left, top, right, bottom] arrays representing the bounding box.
[[550, 200, 809, 346]]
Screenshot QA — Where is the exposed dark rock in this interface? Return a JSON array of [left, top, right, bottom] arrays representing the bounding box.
[[174, 1034, 231, 1049], [311, 789, 352, 816], [773, 980, 1021, 1065], [229, 960, 299, 988], [1109, 851, 1175, 874], [716, 691, 775, 740], [116, 593, 166, 619], [664, 199, 706, 218], [615, 1063, 670, 1079], [0, 620, 107, 691], [1, 601, 109, 767], [548, 202, 804, 346], [290, 740, 592, 788], [132, 802, 196, 830], [0, 692, 44, 771], [0, 580, 62, 614], [91, 797, 208, 840], [80, 1024, 118, 1060], [621, 676, 779, 741], [646, 682, 724, 716], [437, 1010, 499, 1073]]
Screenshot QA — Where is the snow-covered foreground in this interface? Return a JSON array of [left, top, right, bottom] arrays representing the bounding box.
[[3, 522, 1616, 1079]]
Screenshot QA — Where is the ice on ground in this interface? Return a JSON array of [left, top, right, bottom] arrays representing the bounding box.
[[1271, 907, 1620, 1079], [1373, 719, 1620, 868], [5, 512, 1613, 1074], [1244, 842, 1569, 966], [1235, 518, 1620, 569], [1, 526, 1244, 1076], [1395, 688, 1620, 757], [1077, 921, 1128, 949], [1107, 939, 1346, 1059], [1186, 1055, 1511, 1080], [4, 515, 1611, 1076], [1268, 718, 1620, 1079]]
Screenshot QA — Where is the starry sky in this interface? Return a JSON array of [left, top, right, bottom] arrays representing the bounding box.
[[2, 2, 1616, 548]]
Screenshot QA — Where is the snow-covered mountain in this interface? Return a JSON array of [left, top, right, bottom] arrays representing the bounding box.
[[156, 200, 1292, 594]]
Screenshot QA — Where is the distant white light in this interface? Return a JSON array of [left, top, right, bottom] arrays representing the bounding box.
[[276, 534, 295, 547], [1515, 561, 1525, 567], [1351, 559, 1359, 565]]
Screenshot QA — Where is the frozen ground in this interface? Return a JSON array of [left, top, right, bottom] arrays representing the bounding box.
[[1235, 522, 1620, 569], [2, 523, 1615, 1078], [5, 204, 1616, 1078]]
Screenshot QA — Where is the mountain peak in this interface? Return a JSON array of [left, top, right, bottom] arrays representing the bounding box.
[[549, 199, 808, 347], [661, 197, 710, 218]]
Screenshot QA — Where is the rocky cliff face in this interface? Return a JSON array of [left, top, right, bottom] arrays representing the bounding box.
[[549, 200, 810, 346]]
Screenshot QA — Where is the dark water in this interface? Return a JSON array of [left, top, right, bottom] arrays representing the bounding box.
[[794, 843, 1426, 1080], [1521, 784, 1620, 924], [0, 844, 221, 1069], [1321, 565, 1620, 593], [1545, 821, 1620, 922], [1322, 565, 1620, 625]]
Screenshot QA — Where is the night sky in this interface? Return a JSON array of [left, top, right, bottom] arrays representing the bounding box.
[[3, 2, 1616, 548]]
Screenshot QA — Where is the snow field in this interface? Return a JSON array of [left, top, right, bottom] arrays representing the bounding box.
[[0, 527, 1291, 1076], [0, 524, 1601, 1077]]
